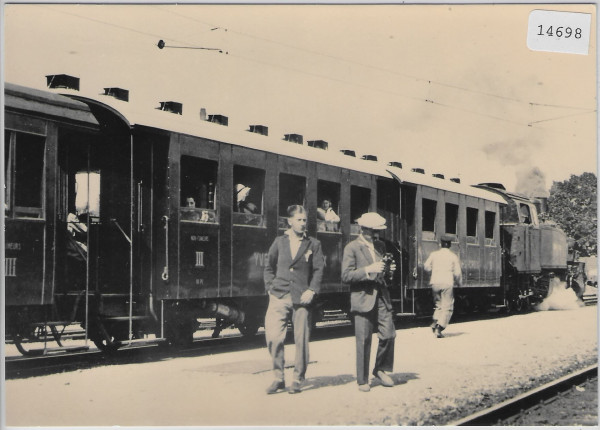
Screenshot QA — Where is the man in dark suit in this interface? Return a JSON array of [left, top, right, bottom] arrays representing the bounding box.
[[342, 212, 396, 392], [264, 205, 324, 394]]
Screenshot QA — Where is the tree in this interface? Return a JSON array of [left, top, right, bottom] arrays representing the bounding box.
[[547, 172, 597, 256]]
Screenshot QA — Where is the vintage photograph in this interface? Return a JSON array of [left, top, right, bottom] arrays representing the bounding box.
[[3, 3, 597, 427]]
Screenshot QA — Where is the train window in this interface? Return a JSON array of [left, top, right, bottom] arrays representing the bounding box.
[[317, 180, 341, 233], [279, 173, 306, 229], [485, 211, 496, 239], [180, 156, 218, 223], [467, 207, 478, 237], [519, 203, 532, 224], [351, 186, 371, 234], [422, 198, 437, 233], [445, 203, 458, 235], [74, 171, 101, 219], [233, 165, 265, 227], [5, 131, 46, 218]]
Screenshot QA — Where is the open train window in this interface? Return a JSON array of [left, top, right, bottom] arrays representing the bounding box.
[[445, 203, 458, 235], [467, 207, 478, 237], [422, 198, 437, 241], [351, 186, 371, 234], [278, 173, 306, 229], [180, 156, 218, 223], [519, 203, 532, 225], [233, 165, 265, 227], [74, 171, 101, 220], [485, 211, 496, 240], [4, 130, 45, 218], [317, 180, 341, 233]]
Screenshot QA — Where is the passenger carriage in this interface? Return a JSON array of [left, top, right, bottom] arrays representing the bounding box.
[[5, 76, 535, 354]]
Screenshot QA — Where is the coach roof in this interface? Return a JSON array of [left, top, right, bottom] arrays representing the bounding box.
[[42, 84, 505, 204]]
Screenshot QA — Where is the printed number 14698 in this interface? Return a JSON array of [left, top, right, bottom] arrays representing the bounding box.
[[537, 25, 582, 38]]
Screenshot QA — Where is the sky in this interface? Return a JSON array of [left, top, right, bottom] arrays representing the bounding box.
[[3, 3, 597, 194]]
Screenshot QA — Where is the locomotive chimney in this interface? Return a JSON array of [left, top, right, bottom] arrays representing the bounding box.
[[534, 197, 548, 214]]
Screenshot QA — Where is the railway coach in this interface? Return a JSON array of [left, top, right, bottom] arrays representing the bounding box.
[[5, 75, 564, 355]]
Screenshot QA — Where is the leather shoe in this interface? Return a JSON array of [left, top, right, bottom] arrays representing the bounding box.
[[375, 370, 394, 387], [435, 326, 444, 338], [266, 380, 285, 395], [358, 384, 371, 392], [288, 380, 302, 394]]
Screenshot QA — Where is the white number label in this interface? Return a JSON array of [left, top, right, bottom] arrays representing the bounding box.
[[527, 10, 591, 55]]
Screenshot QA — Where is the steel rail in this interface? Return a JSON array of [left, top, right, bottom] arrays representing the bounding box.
[[449, 364, 598, 426]]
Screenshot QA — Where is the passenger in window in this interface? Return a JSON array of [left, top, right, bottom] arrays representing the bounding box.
[[317, 199, 340, 232], [67, 212, 88, 259], [235, 183, 257, 214], [186, 197, 196, 208]]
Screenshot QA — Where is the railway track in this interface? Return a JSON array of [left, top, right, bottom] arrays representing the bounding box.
[[448, 364, 598, 426]]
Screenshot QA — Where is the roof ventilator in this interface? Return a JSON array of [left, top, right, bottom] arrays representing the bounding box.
[[249, 125, 269, 136], [208, 114, 228, 126], [308, 140, 328, 150], [46, 74, 79, 90], [284, 134, 303, 144], [340, 149, 356, 157], [388, 161, 403, 169], [433, 173, 445, 179], [450, 178, 461, 184], [362, 155, 378, 161], [103, 88, 129, 102], [157, 101, 182, 115], [412, 168, 425, 174]]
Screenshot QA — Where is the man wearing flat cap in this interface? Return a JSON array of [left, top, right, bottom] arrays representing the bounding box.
[[424, 234, 462, 338], [341, 212, 397, 392]]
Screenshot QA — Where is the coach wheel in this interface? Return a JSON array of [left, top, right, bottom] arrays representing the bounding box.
[[237, 317, 261, 337], [515, 296, 529, 313]]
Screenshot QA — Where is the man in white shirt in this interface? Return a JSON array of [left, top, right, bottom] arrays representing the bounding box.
[[424, 235, 463, 338]]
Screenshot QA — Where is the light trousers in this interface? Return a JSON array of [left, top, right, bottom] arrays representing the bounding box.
[[265, 293, 311, 382], [432, 285, 454, 329]]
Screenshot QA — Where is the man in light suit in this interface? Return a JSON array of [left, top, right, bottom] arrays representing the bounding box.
[[264, 205, 324, 394], [342, 212, 397, 392]]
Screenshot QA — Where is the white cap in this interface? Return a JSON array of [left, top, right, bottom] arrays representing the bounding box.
[[356, 212, 387, 230]]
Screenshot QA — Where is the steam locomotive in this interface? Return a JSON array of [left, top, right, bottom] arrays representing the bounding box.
[[4, 76, 585, 355]]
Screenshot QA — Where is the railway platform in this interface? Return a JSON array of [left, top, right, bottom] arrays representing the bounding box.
[[5, 304, 597, 426]]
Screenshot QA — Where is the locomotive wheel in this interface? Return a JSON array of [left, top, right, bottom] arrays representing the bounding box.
[[237, 317, 261, 337]]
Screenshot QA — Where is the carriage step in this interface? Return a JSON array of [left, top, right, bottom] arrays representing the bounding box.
[[23, 345, 90, 356], [102, 316, 149, 321], [31, 321, 76, 327]]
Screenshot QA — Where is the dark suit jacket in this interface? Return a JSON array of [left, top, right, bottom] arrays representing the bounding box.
[[341, 237, 392, 313], [264, 233, 324, 304]]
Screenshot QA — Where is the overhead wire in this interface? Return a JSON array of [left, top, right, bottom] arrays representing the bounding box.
[[37, 4, 595, 136]]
